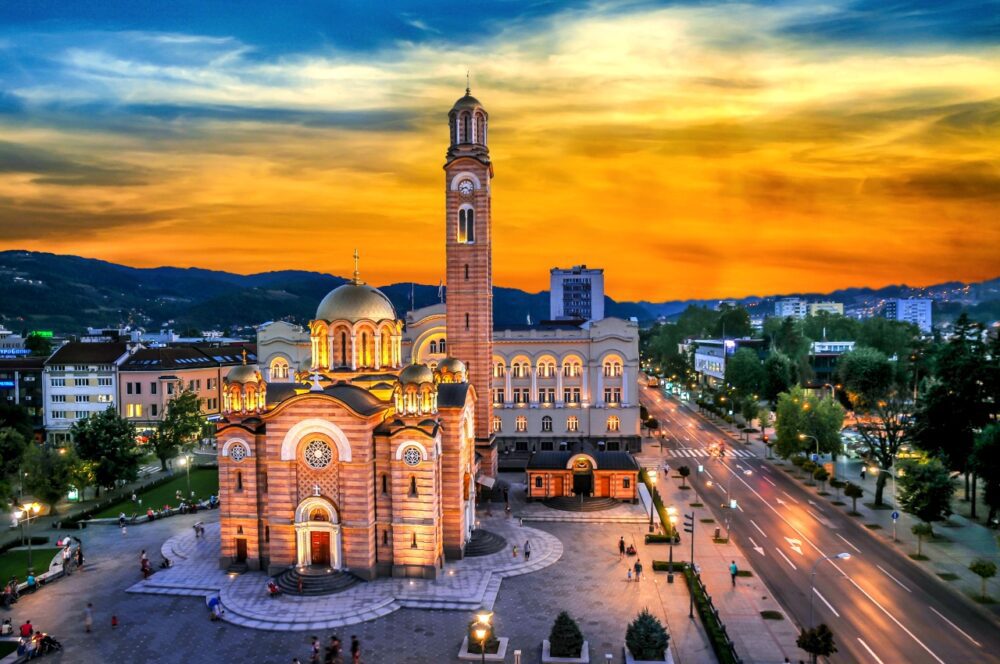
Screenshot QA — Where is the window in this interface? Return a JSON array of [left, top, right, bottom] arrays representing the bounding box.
[[51, 378, 65, 387], [381, 473, 388, 494], [151, 404, 158, 417], [458, 208, 475, 243], [439, 339, 446, 353], [382, 530, 388, 546], [126, 382, 133, 395], [513, 388, 528, 404], [270, 359, 290, 380], [304, 440, 333, 469], [623, 478, 631, 489], [567, 416, 579, 432], [96, 394, 112, 403], [492, 415, 502, 432], [563, 362, 581, 377], [563, 387, 581, 403], [402, 447, 421, 467], [604, 387, 621, 404], [52, 395, 66, 403], [603, 361, 623, 377], [265, 526, 270, 543], [50, 410, 66, 419], [492, 389, 505, 404], [541, 441, 554, 451], [607, 415, 620, 432], [515, 416, 527, 432], [540, 388, 555, 403], [166, 383, 174, 395], [76, 411, 88, 419], [464, 264, 469, 280], [541, 416, 552, 432], [151, 382, 157, 395], [409, 476, 418, 497], [135, 382, 142, 395], [229, 443, 248, 462], [465, 313, 470, 330], [534, 476, 543, 488], [429, 340, 438, 354], [97, 377, 112, 387], [493, 362, 506, 378], [236, 471, 243, 492], [411, 532, 418, 549]]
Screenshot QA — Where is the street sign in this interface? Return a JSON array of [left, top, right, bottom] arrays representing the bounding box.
[[697, 465, 703, 473], [811, 453, 819, 462], [891, 511, 899, 521]]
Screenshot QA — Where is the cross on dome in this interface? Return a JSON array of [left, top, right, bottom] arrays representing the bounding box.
[[352, 248, 363, 285]]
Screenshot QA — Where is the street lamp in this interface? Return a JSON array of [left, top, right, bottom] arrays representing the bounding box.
[[473, 608, 494, 664], [178, 454, 192, 497], [13, 502, 42, 574], [667, 507, 679, 583], [810, 553, 851, 627], [868, 463, 902, 539]]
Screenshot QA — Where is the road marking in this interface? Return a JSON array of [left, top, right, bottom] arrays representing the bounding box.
[[748, 537, 765, 556], [929, 606, 982, 647], [876, 565, 911, 593], [857, 638, 885, 664], [775, 497, 786, 506], [762, 475, 776, 487], [781, 491, 799, 504], [749, 519, 767, 538], [775, 547, 797, 570], [784, 537, 803, 555], [806, 509, 824, 522], [813, 587, 839, 617], [703, 469, 714, 480], [835, 533, 861, 553]]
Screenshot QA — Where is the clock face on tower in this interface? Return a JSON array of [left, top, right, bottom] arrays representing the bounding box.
[[458, 179, 474, 197]]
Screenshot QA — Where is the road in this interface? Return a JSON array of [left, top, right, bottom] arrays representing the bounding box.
[[641, 384, 1000, 664]]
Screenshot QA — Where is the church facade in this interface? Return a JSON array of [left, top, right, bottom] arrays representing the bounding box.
[[216, 89, 496, 578]]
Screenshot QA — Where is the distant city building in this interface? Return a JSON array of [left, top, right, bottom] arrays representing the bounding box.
[[808, 301, 844, 316], [43, 342, 131, 444], [716, 300, 738, 311], [774, 298, 808, 319], [0, 356, 46, 437], [0, 325, 28, 356], [809, 340, 856, 385], [689, 338, 766, 386], [883, 298, 932, 333], [550, 265, 604, 322], [810, 341, 856, 354]]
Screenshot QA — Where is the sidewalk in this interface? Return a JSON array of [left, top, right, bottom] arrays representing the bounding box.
[[637, 448, 801, 664], [681, 398, 1000, 619]]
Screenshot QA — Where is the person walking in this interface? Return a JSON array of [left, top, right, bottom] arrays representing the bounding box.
[[309, 635, 321, 664], [350, 635, 360, 663], [634, 558, 643, 582], [729, 560, 738, 587], [626, 567, 632, 583], [618, 536, 626, 559], [860, 467, 866, 480], [84, 603, 93, 633], [76, 546, 84, 571], [523, 539, 531, 562]]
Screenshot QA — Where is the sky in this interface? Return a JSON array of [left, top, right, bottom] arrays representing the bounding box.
[[0, 0, 998, 301]]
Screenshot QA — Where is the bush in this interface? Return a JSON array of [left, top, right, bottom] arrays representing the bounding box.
[[626, 609, 669, 661], [549, 611, 585, 658], [645, 534, 673, 544]]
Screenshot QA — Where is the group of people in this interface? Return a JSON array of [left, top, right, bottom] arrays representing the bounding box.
[[618, 536, 637, 558], [510, 539, 532, 560], [296, 633, 361, 664], [13, 619, 62, 658]]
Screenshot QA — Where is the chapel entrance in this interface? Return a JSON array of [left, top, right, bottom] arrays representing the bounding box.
[[235, 538, 248, 563], [310, 531, 331, 566], [572, 456, 594, 496]]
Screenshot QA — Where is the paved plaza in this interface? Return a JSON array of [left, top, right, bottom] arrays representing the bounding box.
[[1, 484, 717, 664]]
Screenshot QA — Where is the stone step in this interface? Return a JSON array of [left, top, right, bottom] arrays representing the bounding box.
[[543, 496, 621, 512], [464, 529, 507, 557], [275, 568, 362, 596]]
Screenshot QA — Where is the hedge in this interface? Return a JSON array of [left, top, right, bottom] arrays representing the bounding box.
[[652, 561, 741, 664], [638, 469, 677, 539]]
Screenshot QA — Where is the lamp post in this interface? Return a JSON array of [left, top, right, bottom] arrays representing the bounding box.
[[13, 502, 42, 574], [178, 454, 192, 497], [868, 462, 901, 539], [667, 507, 678, 583], [473, 608, 494, 664], [810, 553, 851, 627], [647, 470, 658, 533]]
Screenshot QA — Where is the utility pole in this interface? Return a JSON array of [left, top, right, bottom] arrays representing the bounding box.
[[683, 511, 695, 619]]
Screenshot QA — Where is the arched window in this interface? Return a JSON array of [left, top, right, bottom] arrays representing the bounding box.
[[458, 208, 475, 243], [235, 471, 243, 492], [493, 362, 506, 378], [409, 476, 418, 497], [429, 340, 438, 354], [463, 112, 471, 142], [340, 332, 347, 367], [439, 338, 446, 353], [492, 415, 502, 432], [542, 416, 553, 432], [310, 508, 328, 521], [270, 358, 289, 381], [516, 416, 527, 432], [361, 332, 368, 366], [567, 416, 579, 432], [607, 415, 621, 432], [604, 360, 623, 377], [476, 114, 485, 145], [382, 530, 389, 546]]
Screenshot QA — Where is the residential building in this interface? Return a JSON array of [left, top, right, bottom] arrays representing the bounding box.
[[883, 298, 933, 333], [0, 357, 46, 437], [774, 298, 808, 319], [808, 301, 844, 316], [689, 338, 767, 387], [550, 265, 605, 322], [809, 340, 856, 385], [43, 342, 130, 443]]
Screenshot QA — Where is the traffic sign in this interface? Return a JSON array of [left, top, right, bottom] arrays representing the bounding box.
[[891, 511, 900, 521], [810, 453, 819, 462]]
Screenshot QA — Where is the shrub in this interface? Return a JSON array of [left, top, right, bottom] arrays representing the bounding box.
[[844, 482, 863, 513], [549, 611, 584, 658], [645, 534, 672, 544], [912, 522, 933, 557], [969, 559, 997, 600], [677, 466, 690, 488], [626, 609, 669, 661]]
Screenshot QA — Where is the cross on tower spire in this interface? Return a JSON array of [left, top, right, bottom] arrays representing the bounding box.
[[352, 248, 361, 284], [241, 348, 247, 365]]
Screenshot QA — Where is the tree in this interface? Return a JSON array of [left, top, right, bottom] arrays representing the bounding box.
[[150, 389, 205, 470], [857, 316, 920, 359], [838, 347, 910, 506], [796, 623, 837, 664], [844, 482, 863, 514], [0, 427, 28, 503], [677, 465, 690, 488], [71, 407, 141, 495], [829, 477, 844, 502], [911, 522, 933, 557], [813, 467, 829, 493], [548, 611, 585, 658], [969, 559, 997, 601], [713, 305, 752, 339], [724, 347, 764, 397], [972, 425, 1000, 525], [762, 351, 796, 401], [897, 458, 955, 525], [0, 403, 34, 441], [773, 386, 844, 460], [645, 417, 660, 432], [22, 444, 77, 515], [625, 608, 669, 661], [24, 333, 52, 357]]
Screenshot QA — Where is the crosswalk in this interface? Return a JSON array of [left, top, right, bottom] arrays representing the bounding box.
[[665, 448, 756, 459]]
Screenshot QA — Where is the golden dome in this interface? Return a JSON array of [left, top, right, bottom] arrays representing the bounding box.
[[436, 357, 467, 380], [398, 363, 435, 386], [315, 282, 396, 323], [227, 364, 260, 384]]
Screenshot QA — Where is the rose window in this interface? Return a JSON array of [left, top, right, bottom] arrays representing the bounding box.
[[229, 443, 248, 463], [403, 447, 421, 467], [304, 440, 333, 470]]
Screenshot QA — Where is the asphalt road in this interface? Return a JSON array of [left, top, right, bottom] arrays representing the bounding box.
[[641, 385, 1000, 664]]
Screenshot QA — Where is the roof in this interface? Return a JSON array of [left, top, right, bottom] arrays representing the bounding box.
[[322, 383, 385, 415], [315, 282, 396, 323], [46, 342, 128, 365], [493, 322, 584, 332], [437, 382, 471, 408], [526, 451, 640, 471], [121, 346, 217, 371], [0, 357, 46, 370]]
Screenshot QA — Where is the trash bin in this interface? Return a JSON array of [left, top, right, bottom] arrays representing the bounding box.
[[714, 527, 721, 539]]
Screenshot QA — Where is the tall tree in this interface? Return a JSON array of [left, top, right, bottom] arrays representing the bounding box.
[[22, 444, 78, 515], [150, 389, 205, 470], [897, 458, 956, 528], [797, 624, 837, 664], [972, 425, 1000, 525], [838, 346, 909, 505], [24, 333, 52, 357], [713, 305, 752, 339], [71, 407, 142, 495], [857, 317, 920, 359], [773, 386, 844, 459], [0, 403, 34, 442], [762, 351, 796, 401], [724, 347, 764, 396], [801, 312, 860, 342], [0, 427, 29, 503]]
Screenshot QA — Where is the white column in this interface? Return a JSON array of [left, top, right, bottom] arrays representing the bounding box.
[[596, 367, 604, 407], [350, 332, 358, 370], [504, 370, 512, 405], [622, 367, 630, 406], [374, 333, 382, 370], [581, 366, 589, 405], [556, 369, 564, 406], [530, 366, 538, 405], [327, 333, 334, 369], [310, 337, 318, 370]]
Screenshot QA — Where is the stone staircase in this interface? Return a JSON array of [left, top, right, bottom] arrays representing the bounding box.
[[543, 496, 620, 512], [464, 529, 507, 557], [275, 568, 363, 596]]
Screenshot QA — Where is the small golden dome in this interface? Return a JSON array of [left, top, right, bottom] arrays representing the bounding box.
[[398, 363, 435, 386], [227, 364, 260, 384], [436, 357, 467, 380]]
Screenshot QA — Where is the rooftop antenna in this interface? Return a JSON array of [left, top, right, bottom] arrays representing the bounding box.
[[352, 248, 361, 284]]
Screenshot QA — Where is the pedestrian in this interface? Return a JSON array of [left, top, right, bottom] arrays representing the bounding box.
[[626, 567, 632, 582], [523, 539, 531, 561], [618, 536, 626, 559], [860, 467, 866, 480], [131, 492, 137, 503], [84, 603, 93, 633], [326, 634, 342, 664], [140, 550, 148, 565], [729, 560, 738, 587], [121, 525, 127, 537], [351, 635, 360, 663], [634, 558, 643, 582], [310, 635, 321, 664], [111, 615, 118, 629], [118, 512, 126, 528], [19, 620, 32, 638], [76, 546, 84, 571], [512, 544, 519, 558]]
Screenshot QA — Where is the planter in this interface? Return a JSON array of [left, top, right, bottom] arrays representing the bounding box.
[[543, 639, 590, 663], [458, 636, 509, 661], [624, 644, 674, 664]]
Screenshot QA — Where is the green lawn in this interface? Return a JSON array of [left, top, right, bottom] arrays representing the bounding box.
[[0, 641, 18, 657], [0, 547, 61, 581], [92, 468, 219, 518]]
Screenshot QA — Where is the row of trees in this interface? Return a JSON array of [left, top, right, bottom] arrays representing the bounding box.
[[0, 389, 207, 513]]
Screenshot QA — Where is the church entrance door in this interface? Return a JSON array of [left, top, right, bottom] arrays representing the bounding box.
[[310, 531, 331, 566], [235, 538, 247, 563]]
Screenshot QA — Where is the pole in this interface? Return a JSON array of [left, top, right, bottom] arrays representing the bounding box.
[[25, 514, 34, 574], [668, 535, 674, 582], [689, 514, 695, 620], [480, 635, 486, 664], [185, 454, 192, 496]]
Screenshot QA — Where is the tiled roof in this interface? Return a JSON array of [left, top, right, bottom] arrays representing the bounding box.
[[526, 451, 640, 471], [46, 342, 128, 365], [437, 382, 471, 408]]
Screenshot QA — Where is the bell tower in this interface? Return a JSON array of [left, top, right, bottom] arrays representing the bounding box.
[[444, 85, 497, 475]]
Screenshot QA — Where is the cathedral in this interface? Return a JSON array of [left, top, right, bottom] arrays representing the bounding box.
[[216, 88, 496, 579]]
